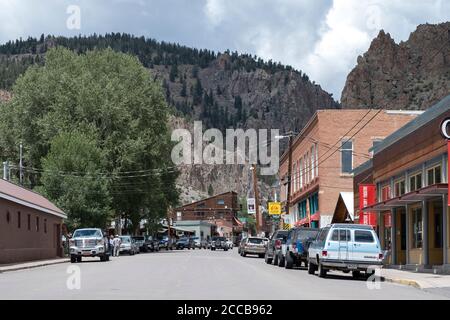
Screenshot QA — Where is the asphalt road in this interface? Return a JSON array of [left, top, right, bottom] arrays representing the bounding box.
[[0, 248, 448, 300]]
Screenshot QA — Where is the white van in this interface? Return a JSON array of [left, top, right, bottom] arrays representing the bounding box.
[[307, 224, 383, 278]]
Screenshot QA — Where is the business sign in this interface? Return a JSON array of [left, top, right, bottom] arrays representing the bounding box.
[[384, 212, 392, 228], [247, 198, 256, 214], [359, 184, 377, 227], [268, 202, 281, 215], [441, 117, 450, 206]]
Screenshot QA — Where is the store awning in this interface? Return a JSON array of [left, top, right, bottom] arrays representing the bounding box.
[[161, 225, 195, 233], [332, 192, 354, 223], [295, 212, 320, 227], [362, 183, 448, 212]]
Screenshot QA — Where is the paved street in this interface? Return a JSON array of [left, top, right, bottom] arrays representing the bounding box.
[[0, 249, 449, 300]]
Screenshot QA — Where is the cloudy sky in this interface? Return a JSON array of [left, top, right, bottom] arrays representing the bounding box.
[[1, 0, 449, 100]]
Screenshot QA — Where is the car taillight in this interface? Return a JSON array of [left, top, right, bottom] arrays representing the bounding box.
[[275, 239, 281, 247], [322, 250, 327, 257]]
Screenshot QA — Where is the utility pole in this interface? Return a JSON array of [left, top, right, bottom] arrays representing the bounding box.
[[252, 164, 261, 236], [2, 161, 9, 180], [282, 135, 293, 230], [19, 142, 23, 186]]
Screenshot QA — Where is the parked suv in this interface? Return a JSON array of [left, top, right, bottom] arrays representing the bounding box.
[[176, 237, 191, 249], [283, 227, 319, 269], [69, 228, 110, 263], [264, 230, 288, 265], [240, 237, 268, 258], [307, 224, 383, 278], [210, 236, 228, 251], [145, 236, 160, 252]]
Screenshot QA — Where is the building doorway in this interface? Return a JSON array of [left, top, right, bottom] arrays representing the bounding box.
[[396, 208, 407, 265]]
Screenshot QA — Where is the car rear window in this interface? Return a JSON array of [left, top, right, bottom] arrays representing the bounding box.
[[331, 229, 351, 241], [275, 231, 288, 239], [248, 238, 264, 244], [354, 230, 375, 243], [296, 230, 319, 241]]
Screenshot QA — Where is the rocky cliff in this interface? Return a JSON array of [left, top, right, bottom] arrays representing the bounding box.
[[341, 22, 450, 110]]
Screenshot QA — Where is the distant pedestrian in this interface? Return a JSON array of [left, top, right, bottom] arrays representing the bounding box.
[[109, 235, 114, 256], [113, 235, 121, 257]]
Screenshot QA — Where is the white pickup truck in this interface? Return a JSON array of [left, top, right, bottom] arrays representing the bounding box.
[[69, 228, 110, 263]]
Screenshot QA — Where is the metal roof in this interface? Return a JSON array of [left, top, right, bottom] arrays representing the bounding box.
[[0, 179, 66, 219], [372, 94, 450, 155]]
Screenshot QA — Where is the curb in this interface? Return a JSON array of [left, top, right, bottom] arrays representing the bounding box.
[[0, 259, 69, 274], [383, 277, 422, 289]]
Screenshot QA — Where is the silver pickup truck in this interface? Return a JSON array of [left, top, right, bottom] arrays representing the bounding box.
[[69, 228, 110, 263]]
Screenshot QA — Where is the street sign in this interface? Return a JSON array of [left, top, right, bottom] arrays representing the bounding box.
[[268, 202, 281, 215], [247, 198, 256, 214]]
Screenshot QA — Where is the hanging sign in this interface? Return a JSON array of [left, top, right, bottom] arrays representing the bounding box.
[[247, 198, 256, 214]]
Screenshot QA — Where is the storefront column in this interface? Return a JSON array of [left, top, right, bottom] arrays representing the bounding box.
[[422, 200, 429, 267], [391, 208, 397, 265], [444, 194, 448, 265], [405, 204, 410, 264]]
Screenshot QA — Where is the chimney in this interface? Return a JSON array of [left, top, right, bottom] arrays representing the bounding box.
[[2, 161, 9, 180]]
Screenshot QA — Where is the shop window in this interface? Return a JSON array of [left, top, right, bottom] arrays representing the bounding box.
[[341, 140, 353, 174], [381, 185, 391, 201], [44, 219, 47, 234], [409, 173, 422, 192], [394, 179, 405, 197], [36, 216, 40, 232], [217, 199, 225, 205], [311, 145, 315, 180], [17, 211, 21, 229], [427, 165, 442, 185], [27, 214, 31, 231], [315, 143, 319, 177], [412, 208, 422, 249]]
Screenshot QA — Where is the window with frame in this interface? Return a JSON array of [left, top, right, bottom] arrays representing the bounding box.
[[409, 172, 422, 192], [311, 145, 315, 180], [27, 214, 31, 231], [296, 160, 300, 191], [331, 229, 351, 241], [299, 158, 303, 189], [36, 216, 40, 232], [304, 154, 308, 185], [427, 165, 442, 185], [381, 185, 391, 201], [293, 162, 297, 193], [355, 230, 375, 243], [394, 179, 406, 197], [17, 211, 21, 229], [341, 140, 353, 174], [315, 143, 319, 177], [412, 207, 423, 249]]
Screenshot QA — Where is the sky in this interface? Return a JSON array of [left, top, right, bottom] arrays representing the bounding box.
[[1, 0, 450, 101]]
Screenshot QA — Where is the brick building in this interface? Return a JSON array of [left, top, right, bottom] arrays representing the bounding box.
[[354, 96, 450, 268], [173, 192, 241, 239], [279, 109, 421, 229], [0, 179, 67, 264]]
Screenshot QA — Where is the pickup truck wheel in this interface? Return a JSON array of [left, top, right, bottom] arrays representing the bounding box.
[[285, 253, 294, 269], [224, 248, 228, 251], [318, 262, 327, 278], [100, 255, 105, 262], [76, 256, 82, 263], [307, 261, 316, 275], [352, 271, 361, 279], [70, 255, 77, 263]]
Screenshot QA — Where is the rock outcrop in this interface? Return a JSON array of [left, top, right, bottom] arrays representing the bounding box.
[[341, 23, 450, 110]]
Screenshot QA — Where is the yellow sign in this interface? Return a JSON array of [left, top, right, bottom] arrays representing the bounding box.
[[268, 202, 281, 215]]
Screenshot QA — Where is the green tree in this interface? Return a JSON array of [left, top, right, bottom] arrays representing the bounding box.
[[39, 131, 111, 230], [208, 184, 214, 196], [0, 47, 179, 232]]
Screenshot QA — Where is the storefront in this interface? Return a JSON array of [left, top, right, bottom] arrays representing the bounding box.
[[354, 95, 450, 268]]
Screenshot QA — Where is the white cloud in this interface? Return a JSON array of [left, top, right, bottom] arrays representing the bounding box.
[[1, 0, 450, 101]]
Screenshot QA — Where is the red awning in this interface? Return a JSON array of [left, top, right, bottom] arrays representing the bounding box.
[[295, 212, 320, 226], [233, 217, 244, 227]]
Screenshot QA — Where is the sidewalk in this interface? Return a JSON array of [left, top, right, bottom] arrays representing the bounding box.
[[381, 268, 450, 289], [0, 258, 69, 273]]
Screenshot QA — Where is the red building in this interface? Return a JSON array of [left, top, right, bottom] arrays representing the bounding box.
[[0, 179, 67, 264]]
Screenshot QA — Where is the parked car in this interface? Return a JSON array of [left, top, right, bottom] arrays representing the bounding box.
[[132, 236, 148, 252], [200, 238, 209, 249], [119, 235, 139, 255], [226, 239, 234, 249], [210, 236, 228, 251], [283, 227, 319, 269], [240, 237, 268, 258], [307, 224, 384, 278], [264, 230, 288, 265], [145, 236, 160, 252], [159, 237, 175, 250], [69, 228, 110, 263], [176, 237, 191, 249]]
